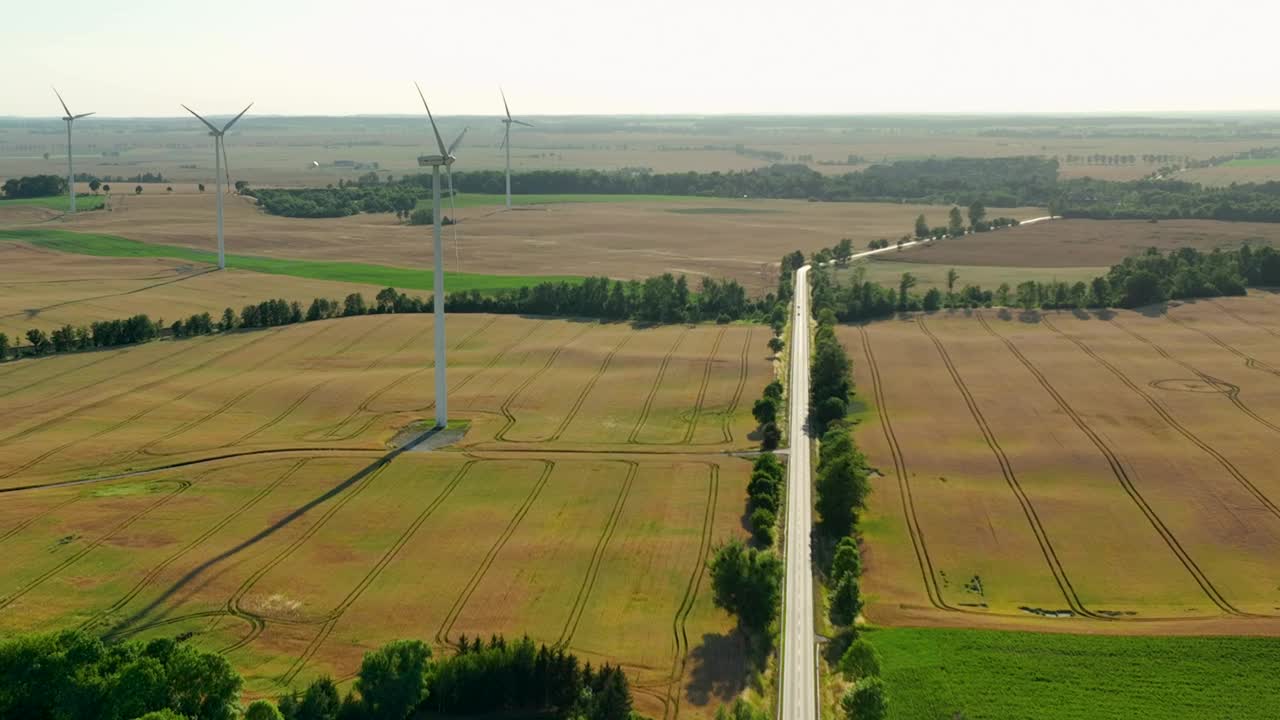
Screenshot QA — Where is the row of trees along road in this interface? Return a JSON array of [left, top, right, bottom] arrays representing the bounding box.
[[0, 630, 638, 720], [809, 307, 889, 720]]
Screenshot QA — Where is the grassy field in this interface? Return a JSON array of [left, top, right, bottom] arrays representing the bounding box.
[[0, 194, 106, 212], [422, 192, 711, 210], [843, 258, 1106, 292], [0, 313, 768, 717], [0, 228, 581, 301], [842, 295, 1280, 633], [868, 626, 1280, 719]]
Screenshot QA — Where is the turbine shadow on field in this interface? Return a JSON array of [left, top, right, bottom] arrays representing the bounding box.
[[108, 425, 443, 635], [685, 630, 749, 707]]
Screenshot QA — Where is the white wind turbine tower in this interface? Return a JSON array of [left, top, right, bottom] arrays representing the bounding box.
[[181, 102, 252, 270], [499, 89, 532, 210], [53, 89, 93, 214], [414, 83, 468, 429]]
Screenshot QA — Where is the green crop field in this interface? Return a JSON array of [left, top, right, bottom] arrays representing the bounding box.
[[0, 229, 583, 293], [1225, 157, 1280, 167], [869, 626, 1280, 720], [0, 194, 105, 211]]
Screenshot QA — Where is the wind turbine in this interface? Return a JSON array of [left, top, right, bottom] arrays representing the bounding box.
[[53, 89, 93, 214], [414, 83, 468, 429], [181, 102, 252, 270], [499, 89, 532, 210]]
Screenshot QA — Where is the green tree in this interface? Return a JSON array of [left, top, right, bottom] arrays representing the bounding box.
[[838, 639, 882, 681], [749, 508, 776, 546], [135, 185, 143, 195], [946, 268, 959, 296], [947, 206, 965, 236], [89, 179, 101, 193], [760, 422, 781, 451], [841, 677, 888, 720], [291, 677, 341, 720], [342, 293, 367, 317], [829, 574, 862, 626], [355, 639, 431, 720], [763, 380, 784, 403], [709, 540, 784, 633], [752, 397, 778, 426], [198, 183, 206, 192], [913, 214, 928, 239], [968, 201, 986, 228], [103, 183, 111, 194], [26, 328, 51, 354], [834, 238, 854, 266], [897, 273, 917, 310], [245, 700, 285, 720], [995, 282, 1012, 307], [830, 536, 862, 582], [922, 287, 942, 311], [0, 332, 8, 360], [767, 336, 784, 355], [816, 449, 870, 538]]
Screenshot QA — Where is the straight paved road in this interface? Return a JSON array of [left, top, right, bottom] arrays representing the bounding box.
[[781, 264, 815, 720]]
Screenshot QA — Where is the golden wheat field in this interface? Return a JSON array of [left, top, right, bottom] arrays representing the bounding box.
[[842, 294, 1280, 637], [0, 313, 772, 717]]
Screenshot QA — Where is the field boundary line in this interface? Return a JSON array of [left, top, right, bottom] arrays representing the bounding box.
[[278, 460, 477, 685], [628, 328, 690, 444], [544, 334, 633, 442], [493, 324, 594, 442], [1112, 318, 1280, 435], [1042, 314, 1280, 522], [0, 479, 191, 611], [435, 459, 555, 646], [556, 460, 638, 647], [917, 316, 1097, 618], [82, 459, 309, 634], [978, 312, 1251, 617]]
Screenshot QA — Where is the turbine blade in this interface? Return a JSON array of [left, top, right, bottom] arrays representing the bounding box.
[[72, 112, 95, 120], [53, 87, 71, 118], [447, 126, 468, 156], [182, 105, 222, 135], [222, 137, 232, 193], [414, 82, 448, 157], [447, 166, 460, 270], [512, 119, 534, 127], [500, 88, 511, 121], [500, 129, 507, 151], [221, 102, 253, 133]]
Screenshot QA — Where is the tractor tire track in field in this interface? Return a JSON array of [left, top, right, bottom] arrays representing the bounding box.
[[0, 480, 191, 612], [660, 463, 718, 720], [125, 323, 340, 461], [1042, 315, 1280, 522], [110, 427, 442, 639], [1209, 298, 1280, 340], [0, 331, 283, 480], [979, 313, 1252, 617], [857, 325, 955, 613], [1111, 319, 1280, 435], [318, 316, 497, 440], [0, 335, 216, 446], [229, 316, 399, 447], [545, 335, 633, 442], [0, 345, 139, 401], [219, 464, 395, 652], [917, 317, 1097, 619], [493, 325, 594, 442], [681, 327, 727, 445], [555, 460, 638, 648], [0, 267, 217, 321], [81, 460, 309, 634], [435, 460, 555, 646], [718, 326, 754, 445], [278, 461, 477, 686], [0, 494, 80, 545], [627, 328, 690, 444], [1166, 312, 1280, 379]]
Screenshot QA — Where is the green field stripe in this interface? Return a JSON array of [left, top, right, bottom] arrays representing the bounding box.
[[0, 229, 584, 294], [0, 195, 106, 211]]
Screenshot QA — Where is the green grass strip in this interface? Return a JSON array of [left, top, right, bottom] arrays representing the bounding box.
[[418, 192, 720, 210], [0, 229, 583, 294], [869, 626, 1280, 720], [0, 195, 106, 211]]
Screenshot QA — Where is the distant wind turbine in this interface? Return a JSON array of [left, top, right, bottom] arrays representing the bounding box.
[[499, 89, 532, 210], [53, 88, 94, 214], [414, 82, 468, 429], [181, 102, 252, 270]]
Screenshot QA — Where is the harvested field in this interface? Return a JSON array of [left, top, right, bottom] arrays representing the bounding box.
[[888, 219, 1280, 268], [843, 294, 1280, 635], [0, 313, 765, 718], [3, 191, 1043, 293]]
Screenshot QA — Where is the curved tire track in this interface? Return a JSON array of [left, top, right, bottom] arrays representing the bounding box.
[[493, 325, 593, 442], [627, 329, 690, 444]]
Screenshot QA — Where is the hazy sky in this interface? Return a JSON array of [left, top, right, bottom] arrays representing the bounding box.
[[5, 0, 1277, 117]]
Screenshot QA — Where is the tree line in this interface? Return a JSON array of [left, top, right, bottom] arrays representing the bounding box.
[[808, 307, 889, 720], [2, 174, 67, 199], [0, 630, 637, 720], [0, 275, 766, 363], [1052, 177, 1280, 222]]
